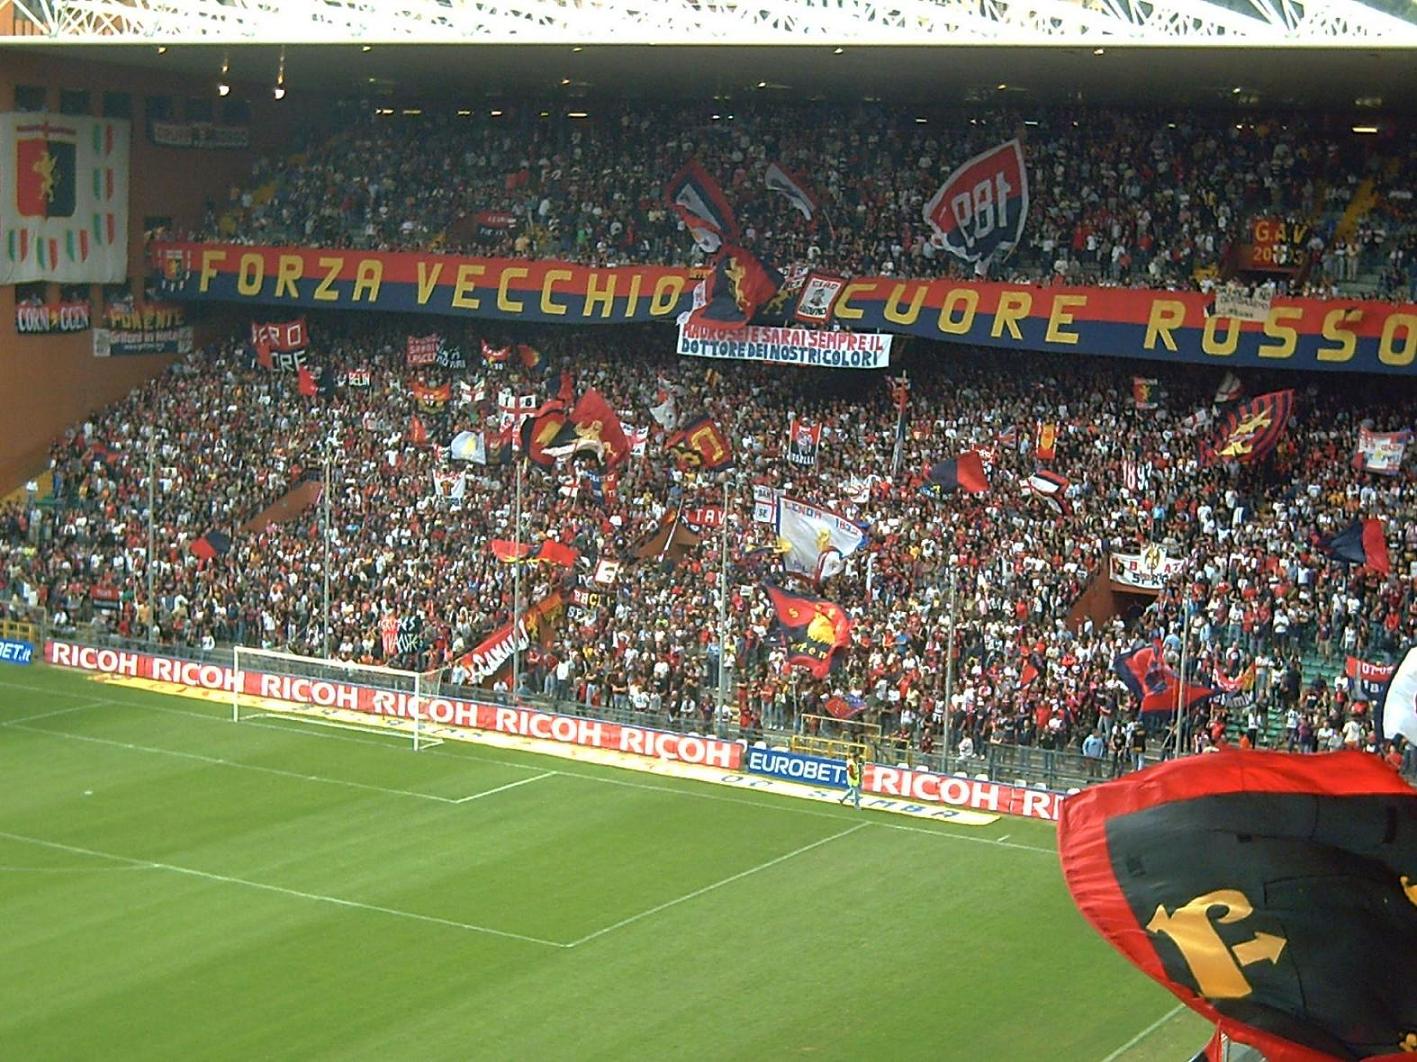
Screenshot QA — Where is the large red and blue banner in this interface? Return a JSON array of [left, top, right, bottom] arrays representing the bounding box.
[[151, 242, 1417, 374]]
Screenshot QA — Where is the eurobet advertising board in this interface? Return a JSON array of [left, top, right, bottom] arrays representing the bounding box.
[[0, 638, 34, 665]]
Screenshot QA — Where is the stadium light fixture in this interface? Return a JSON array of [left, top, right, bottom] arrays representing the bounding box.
[[217, 54, 229, 95], [711, 113, 721, 120], [490, 109, 504, 116], [571, 46, 583, 52], [456, 108, 471, 116], [915, 116, 927, 123], [273, 85, 286, 100], [560, 77, 571, 85], [274, 46, 286, 100], [833, 46, 844, 54], [757, 81, 766, 88], [567, 111, 587, 118], [1232, 86, 1242, 94], [218, 82, 230, 96], [996, 82, 1008, 89], [361, 44, 372, 52], [1093, 47, 1105, 54], [1352, 125, 1378, 134]]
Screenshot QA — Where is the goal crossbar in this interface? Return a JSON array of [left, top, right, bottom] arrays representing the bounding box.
[[232, 646, 443, 751]]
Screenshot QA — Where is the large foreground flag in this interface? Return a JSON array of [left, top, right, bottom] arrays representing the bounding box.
[[922, 452, 989, 498], [1320, 518, 1390, 575], [1059, 751, 1417, 1062], [664, 160, 739, 253], [1377, 646, 1417, 745], [1203, 389, 1295, 465], [775, 496, 866, 582], [1, 113, 129, 283], [764, 583, 852, 679], [568, 388, 631, 467], [922, 138, 1028, 277]]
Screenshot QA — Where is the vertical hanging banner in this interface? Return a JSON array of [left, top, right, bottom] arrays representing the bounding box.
[[1, 114, 129, 283]]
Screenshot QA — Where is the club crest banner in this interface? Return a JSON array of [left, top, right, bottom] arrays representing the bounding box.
[[2, 113, 129, 283]]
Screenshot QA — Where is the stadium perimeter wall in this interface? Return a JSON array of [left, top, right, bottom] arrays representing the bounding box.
[[0, 51, 294, 491]]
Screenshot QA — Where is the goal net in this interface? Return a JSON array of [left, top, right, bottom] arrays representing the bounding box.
[[231, 646, 443, 751]]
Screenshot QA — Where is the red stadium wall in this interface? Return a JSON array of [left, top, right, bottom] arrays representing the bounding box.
[[0, 51, 294, 491]]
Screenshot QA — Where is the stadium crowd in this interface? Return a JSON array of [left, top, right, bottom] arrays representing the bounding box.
[[1, 317, 1413, 777], [196, 104, 1413, 296]]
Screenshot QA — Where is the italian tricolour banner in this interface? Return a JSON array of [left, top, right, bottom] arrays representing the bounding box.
[[1, 113, 129, 283]]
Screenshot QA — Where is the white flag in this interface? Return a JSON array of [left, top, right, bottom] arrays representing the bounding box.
[[1379, 646, 1417, 745], [775, 496, 865, 582]]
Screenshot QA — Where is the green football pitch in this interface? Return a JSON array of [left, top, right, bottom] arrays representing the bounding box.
[[0, 665, 1207, 1060]]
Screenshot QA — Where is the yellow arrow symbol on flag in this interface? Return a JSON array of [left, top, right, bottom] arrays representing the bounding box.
[[1232, 932, 1286, 967]]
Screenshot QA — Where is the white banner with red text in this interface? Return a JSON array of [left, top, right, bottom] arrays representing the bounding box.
[[45, 641, 740, 770], [677, 321, 893, 369]]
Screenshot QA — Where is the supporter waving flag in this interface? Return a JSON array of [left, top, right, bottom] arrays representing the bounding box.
[[775, 496, 866, 583], [1034, 421, 1057, 462], [296, 365, 318, 398], [666, 415, 733, 472], [1025, 469, 1070, 515], [1319, 518, 1390, 575], [664, 159, 739, 253], [763, 583, 852, 680], [569, 387, 631, 467], [921, 452, 989, 498], [1202, 389, 1295, 465], [1113, 641, 1215, 714], [764, 161, 819, 221], [688, 246, 783, 331], [923, 138, 1028, 277], [489, 539, 534, 563]]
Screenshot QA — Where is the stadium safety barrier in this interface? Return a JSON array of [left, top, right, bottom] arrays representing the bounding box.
[[43, 637, 1074, 821]]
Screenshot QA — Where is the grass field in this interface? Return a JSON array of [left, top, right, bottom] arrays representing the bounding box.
[[0, 665, 1208, 1060]]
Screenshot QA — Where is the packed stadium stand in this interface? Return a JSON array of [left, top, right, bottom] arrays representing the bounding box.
[[194, 104, 1417, 298], [0, 54, 1414, 791]]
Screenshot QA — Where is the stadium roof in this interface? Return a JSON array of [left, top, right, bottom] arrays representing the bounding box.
[[4, 0, 1415, 44], [5, 39, 1416, 111]]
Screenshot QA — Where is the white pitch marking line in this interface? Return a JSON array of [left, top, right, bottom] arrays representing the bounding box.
[[5, 677, 1060, 853], [566, 822, 869, 949], [1100, 1003, 1186, 1062], [4, 720, 462, 805], [0, 830, 569, 949], [454, 771, 557, 804], [1, 701, 106, 726], [997, 834, 1012, 843]]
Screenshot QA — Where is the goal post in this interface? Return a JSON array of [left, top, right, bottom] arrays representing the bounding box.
[[231, 645, 443, 751]]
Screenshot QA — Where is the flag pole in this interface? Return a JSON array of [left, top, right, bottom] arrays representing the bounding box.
[[942, 563, 959, 771], [891, 402, 905, 477], [322, 438, 332, 659], [1174, 603, 1190, 758], [512, 455, 524, 703], [716, 473, 730, 737], [147, 432, 156, 644]]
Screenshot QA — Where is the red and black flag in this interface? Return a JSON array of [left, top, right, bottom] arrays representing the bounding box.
[[921, 452, 989, 498], [630, 508, 702, 568], [689, 246, 783, 331], [188, 530, 232, 562], [666, 415, 734, 472], [569, 387, 631, 468], [785, 418, 822, 468], [664, 159, 739, 253], [296, 365, 318, 398], [489, 539, 534, 564], [1113, 642, 1215, 715], [1320, 518, 1391, 576], [1059, 751, 1417, 1062], [923, 139, 1028, 277], [764, 583, 852, 680], [519, 400, 569, 468], [16, 118, 77, 218], [1203, 390, 1295, 465]]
